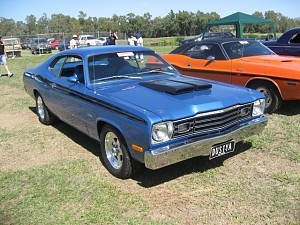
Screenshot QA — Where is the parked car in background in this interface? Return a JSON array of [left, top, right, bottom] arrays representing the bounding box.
[[98, 37, 108, 45], [78, 35, 103, 47], [262, 27, 300, 57], [3, 37, 22, 57], [28, 38, 52, 54], [162, 38, 300, 113], [23, 45, 267, 179], [58, 39, 70, 51], [21, 40, 30, 50], [181, 32, 235, 45], [50, 39, 60, 50]]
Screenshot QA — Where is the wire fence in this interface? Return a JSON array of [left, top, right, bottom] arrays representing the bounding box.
[[2, 32, 129, 46]]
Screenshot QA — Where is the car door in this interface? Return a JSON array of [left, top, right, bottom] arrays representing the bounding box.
[[287, 33, 300, 56], [168, 43, 232, 84], [49, 55, 89, 134]]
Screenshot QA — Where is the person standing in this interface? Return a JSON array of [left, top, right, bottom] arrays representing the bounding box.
[[70, 35, 78, 49], [136, 33, 144, 61], [128, 34, 137, 46], [0, 35, 13, 77], [108, 32, 118, 45]]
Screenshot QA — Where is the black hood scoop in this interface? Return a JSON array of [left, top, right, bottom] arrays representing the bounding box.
[[139, 77, 212, 95]]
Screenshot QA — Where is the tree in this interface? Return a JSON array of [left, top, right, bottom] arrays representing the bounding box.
[[0, 10, 300, 39], [48, 14, 80, 38], [25, 15, 37, 35], [176, 10, 194, 36], [163, 10, 179, 37], [0, 17, 16, 36], [36, 13, 48, 34]]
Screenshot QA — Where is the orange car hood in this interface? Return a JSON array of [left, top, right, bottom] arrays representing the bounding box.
[[238, 55, 300, 80]]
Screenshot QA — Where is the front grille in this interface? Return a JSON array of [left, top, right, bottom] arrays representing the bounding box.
[[173, 103, 253, 138]]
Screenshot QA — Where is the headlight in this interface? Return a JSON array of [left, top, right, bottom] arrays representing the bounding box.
[[252, 99, 265, 116], [152, 122, 174, 143]]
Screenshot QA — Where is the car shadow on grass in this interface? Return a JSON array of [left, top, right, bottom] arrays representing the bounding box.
[[132, 141, 252, 188], [29, 107, 101, 157], [276, 100, 300, 116], [29, 107, 253, 186]]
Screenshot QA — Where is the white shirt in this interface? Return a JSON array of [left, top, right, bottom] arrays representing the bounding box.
[[128, 37, 135, 46], [137, 37, 143, 46], [70, 38, 77, 49]]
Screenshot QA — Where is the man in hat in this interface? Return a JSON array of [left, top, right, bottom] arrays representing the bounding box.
[[0, 35, 13, 77], [70, 34, 78, 49]]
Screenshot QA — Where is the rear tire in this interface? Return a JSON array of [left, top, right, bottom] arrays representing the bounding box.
[[35, 93, 56, 125], [250, 81, 282, 113], [99, 124, 139, 179]]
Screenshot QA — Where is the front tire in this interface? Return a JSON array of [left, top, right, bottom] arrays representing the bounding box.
[[250, 81, 282, 113], [35, 93, 56, 125], [99, 124, 139, 179]]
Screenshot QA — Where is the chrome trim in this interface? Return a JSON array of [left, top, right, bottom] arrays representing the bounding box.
[[172, 103, 253, 138], [144, 116, 267, 170], [195, 104, 240, 117]]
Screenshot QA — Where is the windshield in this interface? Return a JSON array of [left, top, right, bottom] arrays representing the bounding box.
[[87, 36, 96, 40], [32, 38, 48, 44], [88, 51, 177, 83], [3, 39, 20, 45], [223, 40, 275, 59]]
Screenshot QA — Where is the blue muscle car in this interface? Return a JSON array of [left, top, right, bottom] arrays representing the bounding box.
[[23, 45, 268, 179], [262, 27, 300, 57]]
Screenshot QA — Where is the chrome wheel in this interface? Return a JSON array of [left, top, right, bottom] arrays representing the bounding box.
[[256, 86, 272, 109], [35, 93, 56, 125], [36, 95, 45, 120], [104, 131, 123, 169], [100, 124, 139, 179], [250, 81, 282, 113]]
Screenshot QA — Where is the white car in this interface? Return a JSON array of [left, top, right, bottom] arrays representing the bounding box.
[[78, 35, 103, 47], [98, 37, 108, 45]]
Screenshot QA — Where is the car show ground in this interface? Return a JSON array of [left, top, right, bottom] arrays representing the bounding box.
[[0, 51, 299, 225]]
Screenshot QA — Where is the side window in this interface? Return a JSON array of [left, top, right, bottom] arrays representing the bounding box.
[[207, 44, 226, 60], [49, 56, 84, 83], [290, 34, 300, 44], [185, 44, 225, 60], [49, 57, 66, 77], [185, 44, 209, 59], [61, 56, 84, 82]]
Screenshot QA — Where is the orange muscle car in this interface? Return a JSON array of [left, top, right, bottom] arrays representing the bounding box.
[[162, 39, 300, 113]]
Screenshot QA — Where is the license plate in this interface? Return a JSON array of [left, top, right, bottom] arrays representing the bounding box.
[[209, 140, 235, 160]]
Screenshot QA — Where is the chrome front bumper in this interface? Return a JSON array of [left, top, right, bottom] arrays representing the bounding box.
[[144, 116, 268, 170]]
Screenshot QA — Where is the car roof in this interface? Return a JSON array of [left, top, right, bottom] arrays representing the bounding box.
[[56, 45, 154, 57], [172, 38, 256, 54]]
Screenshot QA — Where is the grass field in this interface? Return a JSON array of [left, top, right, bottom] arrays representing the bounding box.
[[0, 47, 299, 225]]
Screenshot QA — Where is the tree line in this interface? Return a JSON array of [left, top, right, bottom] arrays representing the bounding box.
[[0, 10, 299, 39]]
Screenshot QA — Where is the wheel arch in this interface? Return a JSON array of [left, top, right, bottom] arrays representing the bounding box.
[[96, 119, 128, 147], [33, 89, 39, 98], [245, 77, 283, 99], [96, 118, 145, 162]]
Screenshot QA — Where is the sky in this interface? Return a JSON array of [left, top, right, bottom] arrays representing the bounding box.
[[1, 0, 299, 22]]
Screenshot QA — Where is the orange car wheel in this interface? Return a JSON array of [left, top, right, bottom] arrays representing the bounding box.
[[250, 81, 282, 114]]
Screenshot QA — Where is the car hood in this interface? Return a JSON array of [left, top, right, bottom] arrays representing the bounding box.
[[94, 76, 260, 121], [239, 55, 300, 79], [241, 54, 300, 62]]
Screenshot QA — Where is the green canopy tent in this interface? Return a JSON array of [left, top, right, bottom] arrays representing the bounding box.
[[205, 12, 275, 38]]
